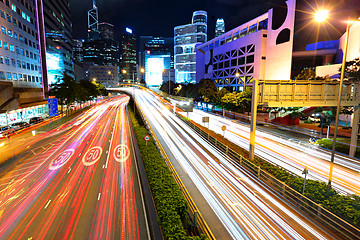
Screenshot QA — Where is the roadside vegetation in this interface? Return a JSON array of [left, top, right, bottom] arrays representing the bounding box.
[[129, 105, 207, 240], [180, 115, 360, 228]]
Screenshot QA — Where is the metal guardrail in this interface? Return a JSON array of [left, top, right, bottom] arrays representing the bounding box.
[[177, 114, 360, 240], [134, 100, 216, 240]]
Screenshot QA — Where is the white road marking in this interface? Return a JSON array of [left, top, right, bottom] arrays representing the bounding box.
[[44, 200, 51, 209], [67, 168, 71, 173], [97, 193, 101, 200]]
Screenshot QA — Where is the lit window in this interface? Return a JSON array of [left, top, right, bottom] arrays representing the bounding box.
[[6, 14, 11, 22], [4, 42, 8, 50], [9, 44, 14, 52], [0, 10, 4, 19], [6, 72, 12, 80], [0, 72, 5, 80], [14, 32, 18, 40], [2, 26, 6, 34], [11, 4, 16, 12], [18, 74, 22, 81], [16, 60, 20, 67], [11, 58, 15, 66], [12, 18, 17, 26], [22, 12, 26, 19], [0, 56, 3, 64], [12, 73, 17, 80], [5, 57, 10, 65], [0, 40, 2, 48], [20, 48, 24, 55], [8, 30, 12, 37], [23, 74, 27, 81], [26, 15, 30, 22], [19, 35, 23, 42]]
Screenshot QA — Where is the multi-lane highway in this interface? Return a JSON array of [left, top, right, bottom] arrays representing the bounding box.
[[179, 108, 360, 195], [134, 88, 341, 240], [0, 96, 149, 240]]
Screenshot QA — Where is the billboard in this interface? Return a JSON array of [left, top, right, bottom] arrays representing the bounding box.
[[145, 57, 164, 86]]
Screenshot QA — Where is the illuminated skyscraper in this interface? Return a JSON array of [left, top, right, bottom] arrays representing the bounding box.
[[43, 0, 74, 84], [121, 27, 136, 81], [215, 18, 225, 37], [99, 22, 114, 40], [139, 36, 173, 86], [174, 10, 207, 84]]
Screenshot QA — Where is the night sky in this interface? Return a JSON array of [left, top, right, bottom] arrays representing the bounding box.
[[70, 0, 360, 50]]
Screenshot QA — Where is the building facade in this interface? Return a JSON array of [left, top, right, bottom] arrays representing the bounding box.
[[121, 27, 136, 81], [215, 18, 225, 38], [99, 22, 114, 40], [83, 39, 119, 66], [0, 0, 42, 89], [174, 10, 207, 84], [43, 0, 74, 85], [89, 65, 118, 87], [196, 0, 296, 91], [139, 36, 173, 86]]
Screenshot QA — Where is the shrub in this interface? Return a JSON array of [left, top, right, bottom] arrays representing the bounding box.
[[130, 109, 203, 240]]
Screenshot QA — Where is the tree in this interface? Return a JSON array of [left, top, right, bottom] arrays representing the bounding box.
[[159, 80, 175, 95], [211, 88, 228, 106], [220, 87, 252, 113], [341, 106, 354, 127], [198, 78, 217, 102], [296, 69, 316, 80], [343, 58, 360, 82]]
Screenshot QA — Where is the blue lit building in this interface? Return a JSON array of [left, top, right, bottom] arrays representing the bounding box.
[[139, 36, 173, 86], [174, 10, 207, 84]]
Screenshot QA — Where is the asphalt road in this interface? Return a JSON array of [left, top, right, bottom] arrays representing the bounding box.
[[181, 109, 360, 195], [0, 96, 149, 240], [135, 88, 342, 240]]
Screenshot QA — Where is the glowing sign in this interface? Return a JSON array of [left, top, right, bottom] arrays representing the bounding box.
[[145, 57, 164, 86], [126, 27, 133, 34]]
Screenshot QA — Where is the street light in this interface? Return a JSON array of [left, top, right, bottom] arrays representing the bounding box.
[[315, 11, 359, 188]]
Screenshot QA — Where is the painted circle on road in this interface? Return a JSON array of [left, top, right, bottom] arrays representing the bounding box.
[[114, 144, 130, 163], [49, 149, 75, 170], [82, 146, 103, 166]]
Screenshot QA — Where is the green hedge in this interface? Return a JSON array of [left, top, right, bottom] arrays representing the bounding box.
[[316, 138, 360, 158], [183, 116, 360, 228], [130, 110, 204, 240]]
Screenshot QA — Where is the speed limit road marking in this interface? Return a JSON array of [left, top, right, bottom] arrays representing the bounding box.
[[114, 144, 130, 163], [49, 149, 75, 170], [82, 146, 103, 166]]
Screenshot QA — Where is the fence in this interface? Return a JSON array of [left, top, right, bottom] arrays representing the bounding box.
[[134, 100, 216, 240], [178, 113, 360, 240]]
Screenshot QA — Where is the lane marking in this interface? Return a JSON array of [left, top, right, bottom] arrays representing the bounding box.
[[44, 200, 51, 209], [97, 193, 101, 200], [31, 150, 36, 155], [67, 168, 71, 174]]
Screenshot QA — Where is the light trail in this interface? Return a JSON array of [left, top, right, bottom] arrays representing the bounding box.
[[134, 88, 339, 240]]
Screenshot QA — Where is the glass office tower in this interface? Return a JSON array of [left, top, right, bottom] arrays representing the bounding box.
[[174, 10, 207, 84]]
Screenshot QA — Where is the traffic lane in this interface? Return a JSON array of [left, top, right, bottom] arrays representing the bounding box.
[[183, 110, 360, 194], [0, 105, 99, 165], [0, 99, 120, 239], [138, 91, 337, 240]]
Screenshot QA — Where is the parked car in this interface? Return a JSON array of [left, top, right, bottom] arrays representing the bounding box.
[[300, 116, 308, 121], [29, 116, 43, 125], [0, 126, 15, 137], [11, 122, 30, 131]]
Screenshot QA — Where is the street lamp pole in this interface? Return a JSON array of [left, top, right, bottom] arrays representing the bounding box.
[[328, 22, 351, 187]]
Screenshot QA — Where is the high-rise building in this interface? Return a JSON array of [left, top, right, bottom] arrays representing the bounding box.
[[215, 18, 225, 37], [139, 36, 173, 86], [99, 22, 114, 40], [0, 0, 47, 121], [121, 27, 136, 81], [73, 39, 84, 62], [89, 65, 119, 87], [174, 10, 207, 84], [43, 0, 74, 85], [83, 39, 120, 66], [0, 0, 42, 89], [87, 0, 100, 41]]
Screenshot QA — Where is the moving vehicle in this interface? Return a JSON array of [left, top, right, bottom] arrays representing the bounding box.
[[308, 113, 321, 122]]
